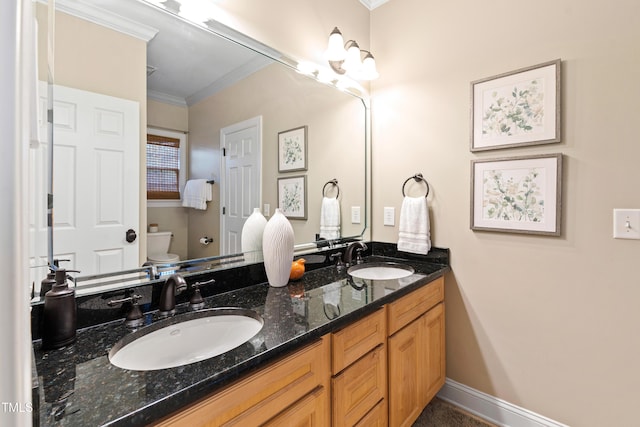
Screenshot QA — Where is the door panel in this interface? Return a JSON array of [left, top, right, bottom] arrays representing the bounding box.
[[220, 117, 261, 255], [52, 85, 140, 277]]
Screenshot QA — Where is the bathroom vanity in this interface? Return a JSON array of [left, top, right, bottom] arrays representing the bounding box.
[[32, 245, 449, 426]]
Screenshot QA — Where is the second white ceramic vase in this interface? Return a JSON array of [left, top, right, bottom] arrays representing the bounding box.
[[242, 208, 267, 263], [262, 208, 295, 287]]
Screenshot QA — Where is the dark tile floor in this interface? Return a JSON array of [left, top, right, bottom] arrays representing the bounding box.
[[413, 398, 498, 427]]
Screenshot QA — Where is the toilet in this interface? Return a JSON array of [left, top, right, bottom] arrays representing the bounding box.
[[147, 231, 180, 264]]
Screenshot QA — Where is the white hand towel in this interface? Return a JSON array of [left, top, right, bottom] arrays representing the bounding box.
[[397, 196, 431, 255], [182, 179, 211, 210], [319, 197, 341, 240]]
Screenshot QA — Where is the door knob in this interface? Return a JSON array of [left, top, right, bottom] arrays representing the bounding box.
[[125, 229, 137, 243]]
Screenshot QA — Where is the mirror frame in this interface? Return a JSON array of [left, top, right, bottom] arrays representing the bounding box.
[[31, 0, 371, 303]]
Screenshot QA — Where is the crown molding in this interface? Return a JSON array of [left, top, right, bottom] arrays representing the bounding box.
[[359, 0, 391, 10], [54, 0, 158, 42]]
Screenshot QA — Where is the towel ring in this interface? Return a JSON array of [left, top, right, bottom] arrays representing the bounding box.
[[322, 179, 340, 198], [401, 173, 430, 198]]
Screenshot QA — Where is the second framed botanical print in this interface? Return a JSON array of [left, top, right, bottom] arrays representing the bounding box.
[[278, 175, 307, 220], [471, 153, 562, 236]]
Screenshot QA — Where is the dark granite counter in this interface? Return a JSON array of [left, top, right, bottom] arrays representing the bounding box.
[[33, 251, 449, 426]]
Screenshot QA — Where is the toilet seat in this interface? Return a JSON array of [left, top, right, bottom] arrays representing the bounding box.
[[147, 253, 180, 263]]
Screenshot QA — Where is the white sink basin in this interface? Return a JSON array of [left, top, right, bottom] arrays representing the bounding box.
[[109, 308, 263, 371], [347, 262, 415, 280]]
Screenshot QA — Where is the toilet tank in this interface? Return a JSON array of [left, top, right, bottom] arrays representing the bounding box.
[[147, 231, 172, 256]]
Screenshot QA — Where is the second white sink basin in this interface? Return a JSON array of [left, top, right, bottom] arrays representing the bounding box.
[[109, 308, 263, 371], [347, 262, 415, 280]]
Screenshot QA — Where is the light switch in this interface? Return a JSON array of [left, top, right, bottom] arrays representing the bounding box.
[[263, 203, 270, 217], [613, 209, 640, 239], [384, 207, 395, 226], [351, 206, 361, 224]]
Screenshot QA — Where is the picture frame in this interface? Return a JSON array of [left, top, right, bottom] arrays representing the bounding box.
[[470, 59, 561, 152], [278, 175, 307, 220], [278, 125, 308, 172], [470, 153, 562, 236]]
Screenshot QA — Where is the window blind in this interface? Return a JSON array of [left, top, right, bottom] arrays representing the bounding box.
[[147, 134, 181, 199]]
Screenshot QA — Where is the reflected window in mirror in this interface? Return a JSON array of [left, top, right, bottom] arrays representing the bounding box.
[[147, 128, 187, 204]]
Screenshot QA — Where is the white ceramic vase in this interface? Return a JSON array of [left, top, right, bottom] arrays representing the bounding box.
[[262, 208, 295, 287], [242, 208, 267, 263]]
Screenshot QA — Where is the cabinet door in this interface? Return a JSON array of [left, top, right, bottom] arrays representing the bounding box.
[[423, 303, 445, 403], [388, 318, 423, 427]]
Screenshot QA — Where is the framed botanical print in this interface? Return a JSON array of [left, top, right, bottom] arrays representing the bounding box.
[[470, 59, 561, 151], [471, 153, 562, 236], [278, 125, 307, 172]]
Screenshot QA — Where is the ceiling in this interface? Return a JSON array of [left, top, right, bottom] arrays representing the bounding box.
[[59, 0, 273, 106]]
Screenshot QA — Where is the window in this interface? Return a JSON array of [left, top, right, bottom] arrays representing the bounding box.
[[146, 128, 187, 204]]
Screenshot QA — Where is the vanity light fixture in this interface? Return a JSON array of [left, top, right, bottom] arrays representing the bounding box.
[[326, 27, 379, 80]]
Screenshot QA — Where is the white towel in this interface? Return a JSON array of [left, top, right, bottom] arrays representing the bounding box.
[[182, 179, 212, 210], [397, 196, 431, 255], [319, 197, 340, 240]]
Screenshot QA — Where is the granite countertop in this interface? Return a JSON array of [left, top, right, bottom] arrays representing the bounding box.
[[33, 255, 449, 426]]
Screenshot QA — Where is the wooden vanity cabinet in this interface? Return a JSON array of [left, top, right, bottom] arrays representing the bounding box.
[[153, 275, 445, 427], [387, 277, 445, 427], [153, 335, 331, 426], [331, 308, 387, 426]]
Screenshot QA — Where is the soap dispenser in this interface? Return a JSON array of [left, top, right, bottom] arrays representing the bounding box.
[[40, 259, 68, 297], [42, 269, 78, 350]]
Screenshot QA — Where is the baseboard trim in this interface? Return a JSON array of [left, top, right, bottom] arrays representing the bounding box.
[[437, 378, 569, 427]]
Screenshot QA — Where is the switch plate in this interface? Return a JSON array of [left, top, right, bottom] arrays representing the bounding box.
[[383, 207, 395, 226], [263, 203, 270, 217], [351, 206, 361, 224], [613, 209, 640, 239]]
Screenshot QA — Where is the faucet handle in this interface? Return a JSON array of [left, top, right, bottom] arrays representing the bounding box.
[[330, 253, 345, 272], [188, 278, 215, 311], [108, 294, 144, 328]]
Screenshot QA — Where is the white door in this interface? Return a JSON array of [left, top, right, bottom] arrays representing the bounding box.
[[28, 81, 52, 292], [51, 85, 140, 277], [220, 116, 262, 255]]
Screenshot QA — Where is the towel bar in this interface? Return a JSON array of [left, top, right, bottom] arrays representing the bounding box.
[[322, 179, 340, 198], [401, 173, 429, 198]]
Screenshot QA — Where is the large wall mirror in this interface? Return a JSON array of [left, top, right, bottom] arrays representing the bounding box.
[[30, 0, 369, 300]]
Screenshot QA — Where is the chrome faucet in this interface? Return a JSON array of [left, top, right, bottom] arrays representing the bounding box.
[[158, 273, 187, 317], [343, 241, 368, 267]]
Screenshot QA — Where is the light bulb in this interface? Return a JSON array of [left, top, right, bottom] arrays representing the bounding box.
[[361, 52, 379, 80], [326, 27, 346, 61], [342, 41, 362, 72]]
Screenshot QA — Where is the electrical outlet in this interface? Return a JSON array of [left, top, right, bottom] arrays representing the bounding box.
[[351, 206, 361, 224], [613, 209, 640, 239], [384, 207, 395, 226], [263, 203, 270, 217]]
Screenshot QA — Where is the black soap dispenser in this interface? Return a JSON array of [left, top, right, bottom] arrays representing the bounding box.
[[42, 269, 78, 350], [40, 259, 68, 297]]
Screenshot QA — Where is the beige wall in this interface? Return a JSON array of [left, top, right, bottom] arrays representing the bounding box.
[[370, 0, 640, 426], [188, 62, 366, 258], [147, 100, 190, 260]]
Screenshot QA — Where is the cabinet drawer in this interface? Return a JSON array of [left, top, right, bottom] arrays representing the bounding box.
[[332, 344, 387, 426], [153, 336, 330, 426], [262, 386, 329, 427], [387, 276, 444, 336], [355, 398, 387, 427], [332, 308, 386, 374]]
